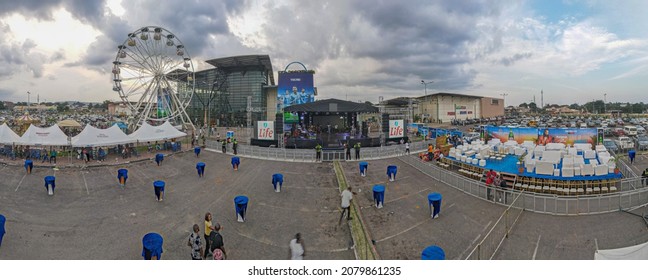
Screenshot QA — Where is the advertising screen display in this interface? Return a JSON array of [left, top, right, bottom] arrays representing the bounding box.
[[278, 72, 315, 108], [389, 120, 404, 138], [257, 121, 275, 140]]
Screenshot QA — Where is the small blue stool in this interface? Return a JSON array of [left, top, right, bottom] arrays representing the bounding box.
[[272, 174, 284, 192], [196, 162, 206, 177], [117, 169, 128, 186], [44, 176, 55, 196], [359, 162, 368, 177], [428, 192, 442, 219], [153, 180, 165, 201], [142, 232, 163, 260], [373, 185, 385, 208], [0, 214, 6, 247], [194, 146, 201, 157], [155, 154, 164, 166], [421, 245, 445, 260], [231, 156, 240, 170], [387, 165, 398, 181], [24, 159, 33, 174], [234, 195, 249, 222]]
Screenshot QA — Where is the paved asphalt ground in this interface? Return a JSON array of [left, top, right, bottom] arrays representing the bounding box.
[[1, 148, 647, 260]]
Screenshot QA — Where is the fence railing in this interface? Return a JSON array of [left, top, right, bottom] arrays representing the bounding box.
[[205, 140, 434, 162], [465, 192, 525, 260], [399, 156, 648, 216]]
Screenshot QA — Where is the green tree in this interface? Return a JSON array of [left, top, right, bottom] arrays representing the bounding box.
[[56, 103, 69, 112]]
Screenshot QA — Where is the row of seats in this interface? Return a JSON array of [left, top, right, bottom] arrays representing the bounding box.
[[513, 178, 618, 195], [458, 169, 483, 180]]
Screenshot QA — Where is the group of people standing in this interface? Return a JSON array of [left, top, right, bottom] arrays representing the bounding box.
[[187, 212, 226, 260]]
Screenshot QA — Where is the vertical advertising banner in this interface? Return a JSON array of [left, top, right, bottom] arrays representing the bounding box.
[[157, 88, 171, 118], [277, 72, 315, 108], [257, 121, 275, 140], [389, 120, 404, 138]]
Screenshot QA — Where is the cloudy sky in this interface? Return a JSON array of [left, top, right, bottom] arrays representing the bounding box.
[[1, 0, 647, 106]]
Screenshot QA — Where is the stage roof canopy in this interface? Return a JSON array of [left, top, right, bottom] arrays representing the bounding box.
[[284, 99, 378, 113]]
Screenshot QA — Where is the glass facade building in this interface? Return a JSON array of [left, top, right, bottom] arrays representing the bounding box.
[[188, 55, 275, 127]]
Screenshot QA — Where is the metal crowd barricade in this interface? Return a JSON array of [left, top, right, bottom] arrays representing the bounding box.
[[399, 155, 648, 216]]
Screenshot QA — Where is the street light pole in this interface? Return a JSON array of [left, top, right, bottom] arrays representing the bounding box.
[[421, 80, 433, 96], [604, 93, 607, 114]]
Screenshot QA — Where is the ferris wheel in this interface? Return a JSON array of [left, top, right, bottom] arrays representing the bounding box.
[[112, 26, 195, 130]]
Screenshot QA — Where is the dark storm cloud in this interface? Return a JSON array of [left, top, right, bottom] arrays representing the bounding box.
[[259, 0, 509, 97], [0, 0, 62, 20]]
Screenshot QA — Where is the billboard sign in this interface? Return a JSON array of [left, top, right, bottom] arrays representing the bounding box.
[[389, 120, 404, 138], [157, 88, 171, 118], [257, 121, 275, 140], [486, 126, 597, 145], [278, 72, 315, 108]]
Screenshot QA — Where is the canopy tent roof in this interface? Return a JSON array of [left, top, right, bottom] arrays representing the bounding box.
[[595, 240, 648, 260], [284, 98, 378, 113], [17, 124, 69, 146], [129, 121, 187, 142], [16, 113, 39, 123], [0, 123, 21, 144], [57, 119, 82, 128], [71, 124, 134, 147]]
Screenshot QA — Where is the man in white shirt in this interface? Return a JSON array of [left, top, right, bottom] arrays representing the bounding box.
[[339, 187, 356, 224], [289, 233, 305, 260]]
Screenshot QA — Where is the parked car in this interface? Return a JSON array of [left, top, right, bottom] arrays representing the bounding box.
[[616, 136, 635, 150], [463, 132, 480, 143], [602, 139, 618, 152], [636, 135, 648, 150]]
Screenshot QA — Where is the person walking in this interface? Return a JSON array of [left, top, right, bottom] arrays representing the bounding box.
[[353, 142, 361, 160], [642, 168, 648, 186], [203, 213, 215, 259], [315, 143, 322, 162], [345, 143, 351, 160], [232, 138, 238, 155], [221, 140, 227, 154], [405, 141, 410, 155], [338, 187, 357, 224], [289, 233, 305, 260], [209, 223, 226, 260], [49, 149, 57, 164], [187, 224, 203, 260]]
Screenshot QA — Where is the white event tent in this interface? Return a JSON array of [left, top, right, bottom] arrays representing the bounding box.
[[0, 123, 21, 144], [595, 240, 648, 260], [129, 121, 187, 142], [17, 124, 69, 146], [71, 124, 134, 147]]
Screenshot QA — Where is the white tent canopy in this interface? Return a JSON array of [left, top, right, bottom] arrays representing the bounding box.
[[129, 121, 187, 142], [71, 124, 134, 147], [595, 241, 648, 260], [17, 124, 69, 146], [0, 123, 21, 144]]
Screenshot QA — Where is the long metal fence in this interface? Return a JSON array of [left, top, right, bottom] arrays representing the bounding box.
[[205, 140, 434, 162], [399, 156, 648, 215], [465, 192, 525, 260]]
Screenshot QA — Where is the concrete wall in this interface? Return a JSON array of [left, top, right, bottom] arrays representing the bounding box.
[[265, 87, 278, 121], [437, 95, 481, 123], [480, 97, 504, 118]]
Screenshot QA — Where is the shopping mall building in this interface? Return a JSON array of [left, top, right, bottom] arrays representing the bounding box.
[[189, 54, 503, 127]]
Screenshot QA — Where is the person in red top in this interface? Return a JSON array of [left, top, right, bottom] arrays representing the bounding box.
[[485, 169, 498, 186], [485, 169, 498, 201]]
